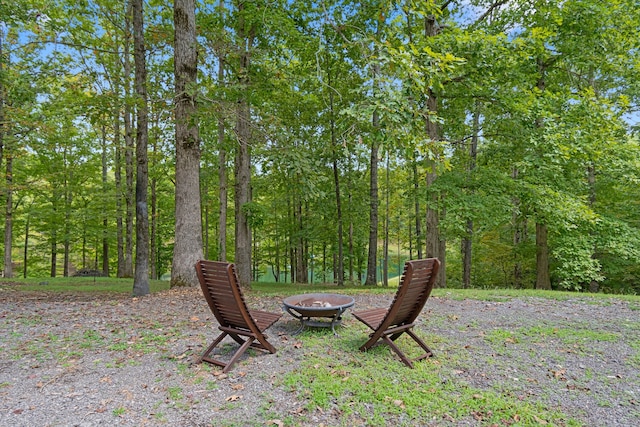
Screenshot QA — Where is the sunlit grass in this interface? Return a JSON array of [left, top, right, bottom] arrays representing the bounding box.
[[0, 276, 169, 294], [281, 327, 582, 426]]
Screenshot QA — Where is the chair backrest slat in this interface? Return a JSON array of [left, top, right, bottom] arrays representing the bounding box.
[[196, 260, 254, 331], [386, 258, 440, 327]]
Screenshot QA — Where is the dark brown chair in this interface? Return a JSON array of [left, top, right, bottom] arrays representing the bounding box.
[[352, 258, 440, 368], [195, 260, 282, 373]]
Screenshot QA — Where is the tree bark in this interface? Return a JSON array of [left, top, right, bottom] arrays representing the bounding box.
[[3, 150, 12, 278], [535, 222, 551, 289], [122, 6, 135, 278], [412, 155, 422, 259], [424, 15, 445, 287], [383, 153, 389, 287], [233, 0, 255, 287], [587, 163, 599, 292], [101, 125, 110, 276], [171, 0, 203, 287], [462, 107, 480, 288], [217, 52, 227, 262], [329, 80, 344, 286], [132, 0, 150, 296], [534, 57, 550, 290]]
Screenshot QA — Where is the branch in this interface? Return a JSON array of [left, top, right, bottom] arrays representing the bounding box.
[[471, 0, 511, 27]]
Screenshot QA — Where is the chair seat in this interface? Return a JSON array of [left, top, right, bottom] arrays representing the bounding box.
[[351, 307, 388, 330], [250, 310, 282, 330]]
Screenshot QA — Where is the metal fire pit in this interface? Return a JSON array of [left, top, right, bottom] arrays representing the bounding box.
[[283, 293, 355, 335]]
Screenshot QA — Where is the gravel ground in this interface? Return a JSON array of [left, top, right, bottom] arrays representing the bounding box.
[[0, 285, 639, 426]]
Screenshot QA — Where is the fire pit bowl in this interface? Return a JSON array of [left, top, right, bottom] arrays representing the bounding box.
[[283, 293, 355, 335]]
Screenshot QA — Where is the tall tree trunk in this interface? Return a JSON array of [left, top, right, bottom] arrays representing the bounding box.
[[171, 0, 203, 287], [23, 213, 29, 278], [115, 113, 125, 277], [587, 163, 599, 292], [0, 31, 7, 278], [383, 152, 389, 287], [150, 114, 158, 279], [365, 31, 381, 287], [294, 196, 305, 283], [512, 166, 524, 288], [365, 127, 379, 286], [217, 53, 228, 262], [462, 107, 480, 288], [101, 125, 110, 276], [534, 58, 551, 290], [63, 165, 71, 277], [123, 6, 135, 278], [50, 216, 57, 277], [3, 150, 12, 278], [424, 15, 445, 287], [412, 155, 422, 259], [132, 0, 150, 296], [233, 0, 255, 287], [329, 80, 344, 286]]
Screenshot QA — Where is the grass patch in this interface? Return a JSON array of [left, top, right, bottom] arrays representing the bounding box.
[[0, 276, 168, 294], [282, 327, 581, 426]]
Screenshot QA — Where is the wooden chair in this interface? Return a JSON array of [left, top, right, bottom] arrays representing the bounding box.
[[195, 260, 282, 373], [352, 258, 440, 368]]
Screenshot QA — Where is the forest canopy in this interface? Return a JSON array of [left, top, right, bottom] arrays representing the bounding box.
[[1, 0, 639, 294]]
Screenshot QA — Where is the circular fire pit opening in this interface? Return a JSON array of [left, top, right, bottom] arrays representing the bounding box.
[[283, 293, 355, 335]]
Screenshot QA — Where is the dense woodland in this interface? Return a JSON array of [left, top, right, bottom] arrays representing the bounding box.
[[1, 0, 639, 294]]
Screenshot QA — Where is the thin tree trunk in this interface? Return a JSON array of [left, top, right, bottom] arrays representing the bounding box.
[[233, 0, 255, 287], [23, 213, 29, 278], [63, 166, 71, 277], [383, 152, 389, 287], [462, 107, 480, 288], [150, 113, 158, 279], [512, 166, 524, 288], [0, 31, 7, 278], [132, 0, 150, 296], [171, 0, 203, 287], [329, 80, 344, 286], [536, 222, 551, 290], [412, 156, 422, 259], [115, 113, 125, 277], [217, 52, 227, 261], [101, 125, 109, 276], [50, 223, 57, 277], [588, 163, 599, 292], [534, 58, 551, 290], [123, 6, 134, 278], [3, 150, 12, 278]]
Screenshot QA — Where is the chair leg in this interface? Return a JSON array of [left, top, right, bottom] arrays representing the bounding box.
[[406, 329, 434, 359], [198, 331, 228, 364], [222, 336, 256, 373], [381, 334, 414, 368]]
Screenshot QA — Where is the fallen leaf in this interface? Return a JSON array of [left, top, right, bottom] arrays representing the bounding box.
[[226, 394, 242, 402], [266, 420, 284, 427], [393, 399, 405, 409], [533, 415, 548, 425], [232, 384, 245, 390]]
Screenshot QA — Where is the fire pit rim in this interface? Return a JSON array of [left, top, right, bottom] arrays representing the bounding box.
[[283, 293, 355, 312]]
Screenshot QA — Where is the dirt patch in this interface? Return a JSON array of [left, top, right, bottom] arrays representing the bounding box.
[[1, 286, 638, 426]]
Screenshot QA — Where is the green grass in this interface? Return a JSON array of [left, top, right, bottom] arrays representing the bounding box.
[[281, 328, 582, 426], [3, 276, 639, 304], [0, 276, 169, 294]]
